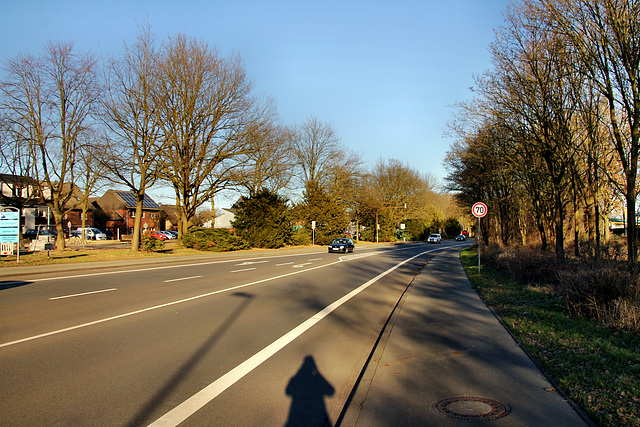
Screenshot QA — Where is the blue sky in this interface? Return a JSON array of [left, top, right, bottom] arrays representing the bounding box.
[[1, 0, 510, 204]]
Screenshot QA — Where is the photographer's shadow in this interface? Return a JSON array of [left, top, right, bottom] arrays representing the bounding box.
[[285, 355, 335, 427]]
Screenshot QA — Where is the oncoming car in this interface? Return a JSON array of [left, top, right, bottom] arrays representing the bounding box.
[[427, 233, 442, 244], [328, 238, 355, 253], [456, 234, 467, 241]]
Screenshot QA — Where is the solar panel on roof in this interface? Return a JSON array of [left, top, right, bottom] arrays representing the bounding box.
[[142, 195, 159, 209], [115, 191, 136, 207], [115, 191, 159, 209]]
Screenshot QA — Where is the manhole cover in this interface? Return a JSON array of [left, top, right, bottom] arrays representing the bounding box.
[[432, 396, 510, 421]]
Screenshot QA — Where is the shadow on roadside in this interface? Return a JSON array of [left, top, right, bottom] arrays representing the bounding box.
[[285, 355, 335, 427]]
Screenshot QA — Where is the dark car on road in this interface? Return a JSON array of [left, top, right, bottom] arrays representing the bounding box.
[[328, 238, 355, 253]]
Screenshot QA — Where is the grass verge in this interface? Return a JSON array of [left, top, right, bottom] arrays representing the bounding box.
[[0, 245, 207, 267], [461, 248, 640, 427]]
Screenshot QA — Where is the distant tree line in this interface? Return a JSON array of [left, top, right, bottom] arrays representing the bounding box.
[[445, 0, 640, 266], [0, 26, 457, 251]]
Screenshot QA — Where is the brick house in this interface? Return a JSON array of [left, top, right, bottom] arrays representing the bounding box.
[[95, 190, 161, 237]]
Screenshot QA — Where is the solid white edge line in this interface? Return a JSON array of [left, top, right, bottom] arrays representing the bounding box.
[[48, 288, 117, 300], [147, 248, 436, 427]]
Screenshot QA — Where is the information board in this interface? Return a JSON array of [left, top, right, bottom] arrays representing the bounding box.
[[0, 212, 19, 243]]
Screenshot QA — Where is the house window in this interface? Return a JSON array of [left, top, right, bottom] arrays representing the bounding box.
[[150, 213, 157, 219], [130, 211, 135, 218], [142, 212, 146, 218]]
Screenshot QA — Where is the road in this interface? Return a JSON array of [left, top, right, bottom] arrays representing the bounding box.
[[0, 241, 465, 426]]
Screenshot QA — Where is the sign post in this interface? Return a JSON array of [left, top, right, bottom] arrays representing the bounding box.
[[472, 202, 488, 273], [311, 221, 316, 246], [0, 209, 20, 263]]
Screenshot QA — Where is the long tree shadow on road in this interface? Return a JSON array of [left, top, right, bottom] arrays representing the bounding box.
[[127, 291, 255, 427], [0, 280, 32, 290], [285, 355, 335, 427]]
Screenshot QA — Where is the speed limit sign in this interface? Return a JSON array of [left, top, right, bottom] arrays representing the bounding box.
[[472, 202, 488, 218]]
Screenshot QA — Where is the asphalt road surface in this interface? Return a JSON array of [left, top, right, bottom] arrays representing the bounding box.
[[0, 242, 464, 426]]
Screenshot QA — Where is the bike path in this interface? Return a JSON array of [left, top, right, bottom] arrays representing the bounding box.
[[339, 247, 594, 426]]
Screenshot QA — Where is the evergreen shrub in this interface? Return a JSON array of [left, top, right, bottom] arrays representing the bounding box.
[[180, 228, 250, 252]]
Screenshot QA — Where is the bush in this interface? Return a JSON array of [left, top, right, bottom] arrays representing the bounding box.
[[486, 245, 640, 331], [140, 235, 164, 252], [557, 267, 640, 330], [489, 246, 563, 285], [290, 228, 311, 246], [181, 228, 250, 252]]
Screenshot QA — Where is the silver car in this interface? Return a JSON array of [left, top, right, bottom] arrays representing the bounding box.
[[75, 227, 107, 240], [427, 233, 441, 243]]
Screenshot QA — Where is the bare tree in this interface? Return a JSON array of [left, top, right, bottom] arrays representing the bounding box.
[[0, 117, 39, 253], [538, 0, 640, 264], [0, 42, 100, 250], [290, 117, 363, 208], [476, 4, 583, 259], [75, 129, 108, 236], [364, 159, 432, 241], [233, 118, 294, 198], [156, 35, 260, 234], [291, 117, 344, 187], [0, 118, 38, 209], [101, 27, 165, 250]]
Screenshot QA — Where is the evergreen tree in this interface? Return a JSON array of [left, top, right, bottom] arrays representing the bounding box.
[[297, 180, 349, 245], [232, 189, 292, 248], [443, 217, 463, 238]]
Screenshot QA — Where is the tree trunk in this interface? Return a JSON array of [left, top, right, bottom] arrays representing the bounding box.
[[131, 199, 143, 252], [554, 190, 565, 261], [626, 190, 638, 267]]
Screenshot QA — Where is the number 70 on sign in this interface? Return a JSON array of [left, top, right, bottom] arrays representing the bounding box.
[[472, 202, 487, 218]]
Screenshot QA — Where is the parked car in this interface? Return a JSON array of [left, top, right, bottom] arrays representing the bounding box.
[[74, 227, 107, 240], [427, 233, 442, 244], [456, 234, 467, 241], [143, 230, 167, 240], [328, 238, 355, 253], [23, 229, 37, 239], [159, 231, 176, 240], [23, 228, 58, 239], [166, 231, 179, 238], [22, 229, 41, 239]]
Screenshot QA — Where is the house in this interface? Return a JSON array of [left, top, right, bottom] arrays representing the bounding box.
[[214, 208, 236, 229], [95, 190, 161, 237], [0, 174, 89, 233], [159, 204, 179, 231]]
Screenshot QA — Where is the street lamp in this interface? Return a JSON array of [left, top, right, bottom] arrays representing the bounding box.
[[375, 203, 406, 243]]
